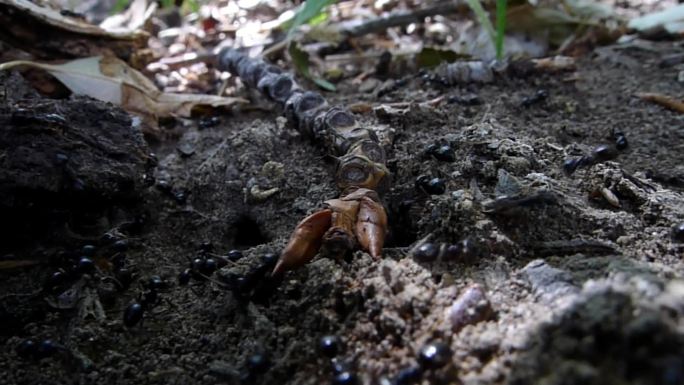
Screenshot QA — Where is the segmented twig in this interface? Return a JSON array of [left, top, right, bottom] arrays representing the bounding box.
[[217, 48, 392, 194]]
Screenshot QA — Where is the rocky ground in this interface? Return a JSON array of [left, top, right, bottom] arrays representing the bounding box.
[[0, 38, 683, 385]]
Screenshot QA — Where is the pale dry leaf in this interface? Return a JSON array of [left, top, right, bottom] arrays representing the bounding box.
[[99, 0, 157, 34], [0, 0, 147, 40], [628, 4, 684, 35], [0, 56, 248, 120]]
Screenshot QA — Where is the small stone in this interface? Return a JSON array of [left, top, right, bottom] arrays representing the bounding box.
[[359, 78, 381, 93], [177, 142, 195, 157], [522, 259, 579, 303], [448, 284, 494, 332]]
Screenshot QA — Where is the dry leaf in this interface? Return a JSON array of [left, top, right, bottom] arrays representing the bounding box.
[[0, 56, 248, 121], [637, 92, 684, 114], [0, 0, 148, 59], [1, 0, 146, 39], [99, 0, 157, 35], [0, 260, 40, 270], [629, 5, 684, 35]]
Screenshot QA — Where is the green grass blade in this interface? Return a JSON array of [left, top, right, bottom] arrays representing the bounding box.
[[495, 0, 507, 61], [111, 0, 130, 14], [288, 42, 336, 91], [286, 0, 336, 38], [464, 0, 496, 41]]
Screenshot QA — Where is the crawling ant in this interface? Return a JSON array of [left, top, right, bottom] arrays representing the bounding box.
[[123, 275, 167, 328]]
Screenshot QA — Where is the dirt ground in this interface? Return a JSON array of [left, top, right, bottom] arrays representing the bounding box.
[[1, 38, 683, 385]]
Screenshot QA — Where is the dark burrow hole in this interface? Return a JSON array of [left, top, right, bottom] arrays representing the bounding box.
[[384, 197, 419, 248], [232, 215, 270, 248]]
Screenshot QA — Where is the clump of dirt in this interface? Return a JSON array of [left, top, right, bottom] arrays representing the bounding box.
[[0, 72, 151, 250], [0, 40, 683, 385]]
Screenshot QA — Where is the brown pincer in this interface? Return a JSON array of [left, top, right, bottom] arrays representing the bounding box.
[[272, 188, 388, 276]]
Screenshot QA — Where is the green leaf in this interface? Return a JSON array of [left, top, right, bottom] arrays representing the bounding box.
[[286, 0, 336, 37], [416, 47, 469, 68], [111, 0, 130, 14], [184, 0, 201, 14], [288, 42, 336, 92]]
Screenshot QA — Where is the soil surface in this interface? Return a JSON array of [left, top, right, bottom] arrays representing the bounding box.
[[1, 39, 683, 385]]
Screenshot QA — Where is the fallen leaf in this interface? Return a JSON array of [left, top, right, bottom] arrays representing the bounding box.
[[637, 92, 684, 114], [628, 4, 684, 35], [416, 47, 469, 69], [0, 260, 40, 270], [0, 56, 248, 121], [288, 43, 336, 91], [0, 0, 147, 39], [99, 0, 157, 35]]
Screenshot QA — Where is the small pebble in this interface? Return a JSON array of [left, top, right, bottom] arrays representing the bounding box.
[[448, 284, 493, 332]]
